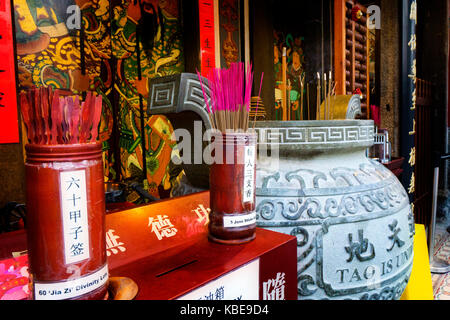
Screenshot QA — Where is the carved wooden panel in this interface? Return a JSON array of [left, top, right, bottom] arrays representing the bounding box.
[[335, 0, 370, 119]]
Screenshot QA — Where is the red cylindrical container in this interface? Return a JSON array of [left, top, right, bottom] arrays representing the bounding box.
[[209, 132, 257, 245], [25, 143, 108, 300]]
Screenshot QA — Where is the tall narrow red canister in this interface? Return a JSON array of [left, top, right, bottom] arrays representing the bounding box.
[[208, 132, 257, 244], [25, 143, 108, 300]]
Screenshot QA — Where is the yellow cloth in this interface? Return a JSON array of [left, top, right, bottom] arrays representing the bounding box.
[[401, 224, 434, 300]]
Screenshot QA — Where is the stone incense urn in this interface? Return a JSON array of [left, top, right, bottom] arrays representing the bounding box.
[[254, 120, 415, 300]]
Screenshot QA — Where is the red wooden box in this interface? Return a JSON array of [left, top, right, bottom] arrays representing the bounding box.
[[0, 192, 298, 300]]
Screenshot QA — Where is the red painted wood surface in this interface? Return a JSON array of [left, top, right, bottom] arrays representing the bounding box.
[[383, 157, 405, 178], [199, 0, 216, 76]]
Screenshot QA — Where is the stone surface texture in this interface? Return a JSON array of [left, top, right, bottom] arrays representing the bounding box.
[[255, 120, 415, 300]]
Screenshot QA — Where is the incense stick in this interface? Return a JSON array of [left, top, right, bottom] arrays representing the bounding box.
[[287, 79, 291, 121], [197, 62, 259, 133], [331, 83, 336, 120], [324, 73, 328, 120]]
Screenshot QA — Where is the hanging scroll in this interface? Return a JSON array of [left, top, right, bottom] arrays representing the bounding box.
[[0, 0, 19, 144], [401, 0, 417, 202], [199, 0, 217, 76]]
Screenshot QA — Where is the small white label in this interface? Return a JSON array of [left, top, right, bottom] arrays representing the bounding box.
[[223, 212, 257, 228], [177, 259, 259, 300], [243, 145, 256, 203], [34, 264, 109, 300], [60, 170, 90, 265]]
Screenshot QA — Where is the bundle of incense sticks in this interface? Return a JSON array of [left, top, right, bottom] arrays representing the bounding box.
[[323, 71, 336, 120], [19, 87, 103, 145], [197, 62, 263, 133], [311, 71, 336, 120], [299, 74, 305, 121]]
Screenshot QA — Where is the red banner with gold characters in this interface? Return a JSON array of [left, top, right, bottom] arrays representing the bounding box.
[[400, 0, 417, 201], [0, 0, 19, 144], [199, 0, 216, 76]]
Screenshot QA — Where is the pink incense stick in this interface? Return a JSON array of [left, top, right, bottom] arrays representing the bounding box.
[[66, 96, 74, 143], [80, 91, 92, 143], [72, 95, 81, 144]]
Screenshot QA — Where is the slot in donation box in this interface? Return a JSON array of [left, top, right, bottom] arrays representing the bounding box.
[[0, 192, 298, 300]]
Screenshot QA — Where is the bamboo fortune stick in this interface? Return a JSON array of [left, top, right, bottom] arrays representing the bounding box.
[[316, 73, 321, 120], [287, 79, 291, 121], [253, 72, 264, 129]]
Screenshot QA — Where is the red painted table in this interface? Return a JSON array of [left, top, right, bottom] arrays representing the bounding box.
[[0, 192, 298, 300]]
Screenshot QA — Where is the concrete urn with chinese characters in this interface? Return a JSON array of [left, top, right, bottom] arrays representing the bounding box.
[[254, 120, 415, 300]]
